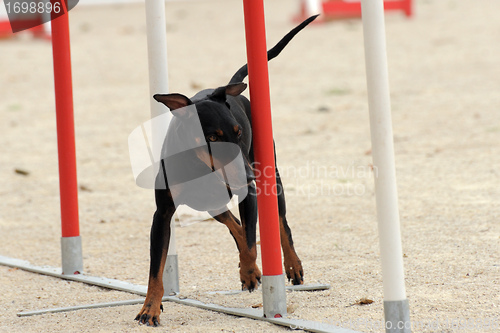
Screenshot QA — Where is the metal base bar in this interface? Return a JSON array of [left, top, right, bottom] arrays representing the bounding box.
[[1, 256, 361, 333], [384, 299, 411, 333], [0, 255, 147, 295], [61, 236, 83, 275], [163, 254, 179, 295], [207, 282, 330, 295], [17, 298, 146, 317], [16, 294, 361, 333]]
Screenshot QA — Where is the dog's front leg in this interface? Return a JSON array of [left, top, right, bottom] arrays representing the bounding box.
[[136, 189, 176, 326], [210, 184, 261, 291], [237, 183, 261, 291]]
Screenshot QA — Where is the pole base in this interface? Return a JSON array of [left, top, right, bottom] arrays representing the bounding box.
[[61, 236, 83, 275], [262, 274, 287, 318], [384, 299, 411, 333], [163, 254, 179, 295]]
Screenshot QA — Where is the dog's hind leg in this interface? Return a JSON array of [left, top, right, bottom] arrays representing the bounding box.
[[136, 189, 176, 326], [210, 186, 261, 291], [276, 167, 304, 285]]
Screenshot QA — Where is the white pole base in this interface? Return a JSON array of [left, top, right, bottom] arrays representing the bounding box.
[[163, 254, 179, 295], [261, 274, 287, 318], [61, 236, 83, 275], [384, 299, 411, 333]]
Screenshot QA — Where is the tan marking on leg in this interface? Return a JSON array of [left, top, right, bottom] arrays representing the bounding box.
[[279, 216, 304, 285], [215, 211, 261, 291], [136, 250, 167, 326]]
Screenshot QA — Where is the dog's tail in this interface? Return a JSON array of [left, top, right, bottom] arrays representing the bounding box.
[[229, 15, 319, 85]]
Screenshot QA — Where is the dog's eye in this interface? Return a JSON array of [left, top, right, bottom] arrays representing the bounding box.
[[237, 129, 242, 139], [207, 135, 218, 142]]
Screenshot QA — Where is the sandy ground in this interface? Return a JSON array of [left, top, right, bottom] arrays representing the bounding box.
[[1, 0, 499, 332]]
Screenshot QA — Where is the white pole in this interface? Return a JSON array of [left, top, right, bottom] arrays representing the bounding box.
[[304, 0, 322, 16], [42, 0, 52, 36], [360, 1, 410, 332], [144, 0, 179, 295], [145, 0, 169, 120]]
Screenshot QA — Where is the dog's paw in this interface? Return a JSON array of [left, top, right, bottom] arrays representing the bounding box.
[[284, 257, 304, 285], [240, 263, 262, 292], [135, 303, 163, 327]]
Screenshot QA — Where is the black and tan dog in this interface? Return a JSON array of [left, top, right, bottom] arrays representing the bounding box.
[[136, 15, 318, 326]]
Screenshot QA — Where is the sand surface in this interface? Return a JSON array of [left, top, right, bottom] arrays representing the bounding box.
[[1, 0, 499, 332]]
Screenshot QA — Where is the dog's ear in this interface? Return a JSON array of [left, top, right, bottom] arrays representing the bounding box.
[[225, 82, 247, 96], [209, 83, 248, 103], [154, 93, 193, 117], [210, 87, 228, 103]]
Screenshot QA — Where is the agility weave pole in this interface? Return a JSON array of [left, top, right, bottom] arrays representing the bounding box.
[[144, 0, 180, 296], [242, 0, 288, 319], [50, 0, 83, 276], [360, 0, 411, 332]]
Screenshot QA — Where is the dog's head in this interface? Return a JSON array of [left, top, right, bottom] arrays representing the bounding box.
[[154, 83, 254, 195]]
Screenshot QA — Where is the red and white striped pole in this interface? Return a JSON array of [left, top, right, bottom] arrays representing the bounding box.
[[242, 0, 286, 318], [51, 0, 83, 275]]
